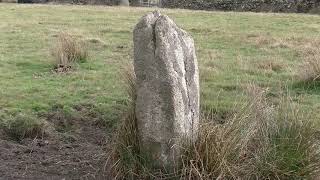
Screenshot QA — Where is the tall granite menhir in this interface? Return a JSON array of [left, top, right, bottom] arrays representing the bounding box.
[[133, 11, 199, 168]]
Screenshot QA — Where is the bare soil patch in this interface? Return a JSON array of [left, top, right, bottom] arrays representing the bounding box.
[[0, 110, 110, 180]]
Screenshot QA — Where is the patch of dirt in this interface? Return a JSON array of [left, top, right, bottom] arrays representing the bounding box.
[[53, 64, 72, 73], [0, 110, 111, 179]]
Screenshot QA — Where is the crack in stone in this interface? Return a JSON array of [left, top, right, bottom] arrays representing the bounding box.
[[181, 37, 194, 136]]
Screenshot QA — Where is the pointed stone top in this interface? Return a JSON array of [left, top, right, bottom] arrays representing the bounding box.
[[152, 10, 161, 17], [134, 10, 162, 31]]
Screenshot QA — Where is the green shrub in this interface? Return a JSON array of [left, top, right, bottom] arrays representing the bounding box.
[[309, 6, 320, 14], [162, 0, 319, 13]]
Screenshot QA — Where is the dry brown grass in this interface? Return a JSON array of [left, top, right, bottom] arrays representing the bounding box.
[[247, 34, 320, 83], [51, 32, 88, 72], [247, 34, 289, 49], [287, 37, 320, 82], [85, 37, 107, 48], [3, 113, 47, 140], [180, 85, 274, 179], [254, 35, 275, 47], [263, 37, 320, 83], [110, 66, 320, 179], [299, 53, 320, 82], [255, 60, 284, 72], [180, 85, 320, 179], [108, 64, 143, 179]]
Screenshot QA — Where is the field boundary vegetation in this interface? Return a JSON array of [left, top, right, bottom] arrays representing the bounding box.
[[162, 0, 320, 14], [10, 0, 320, 14]]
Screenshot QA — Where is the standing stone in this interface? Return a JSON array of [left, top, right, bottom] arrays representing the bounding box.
[[133, 11, 199, 169]]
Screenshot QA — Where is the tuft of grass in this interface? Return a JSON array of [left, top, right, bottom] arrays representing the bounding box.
[[3, 113, 47, 140], [51, 32, 88, 72], [108, 64, 175, 179], [256, 60, 284, 72], [298, 47, 320, 82], [180, 85, 320, 179], [111, 80, 320, 179], [85, 37, 107, 47], [108, 64, 144, 179]]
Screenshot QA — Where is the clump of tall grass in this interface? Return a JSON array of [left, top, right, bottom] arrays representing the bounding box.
[[181, 85, 320, 179], [3, 113, 47, 140], [108, 64, 145, 179], [109, 64, 182, 178], [110, 65, 320, 179], [299, 50, 320, 82], [51, 32, 88, 72]]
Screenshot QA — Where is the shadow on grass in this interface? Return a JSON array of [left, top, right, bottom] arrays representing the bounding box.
[[290, 81, 320, 95]]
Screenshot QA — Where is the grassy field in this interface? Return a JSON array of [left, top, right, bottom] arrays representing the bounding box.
[[1, 3, 320, 130], [1, 3, 320, 179]]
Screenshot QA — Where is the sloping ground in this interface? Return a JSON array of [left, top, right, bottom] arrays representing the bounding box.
[[0, 115, 110, 179]]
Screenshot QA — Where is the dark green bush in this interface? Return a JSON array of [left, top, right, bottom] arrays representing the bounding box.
[[162, 0, 320, 13]]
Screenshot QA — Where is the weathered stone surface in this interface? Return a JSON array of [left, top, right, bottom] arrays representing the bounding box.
[[133, 10, 199, 168]]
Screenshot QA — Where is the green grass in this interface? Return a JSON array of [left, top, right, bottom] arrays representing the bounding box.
[[1, 112, 47, 140], [0, 3, 320, 131]]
